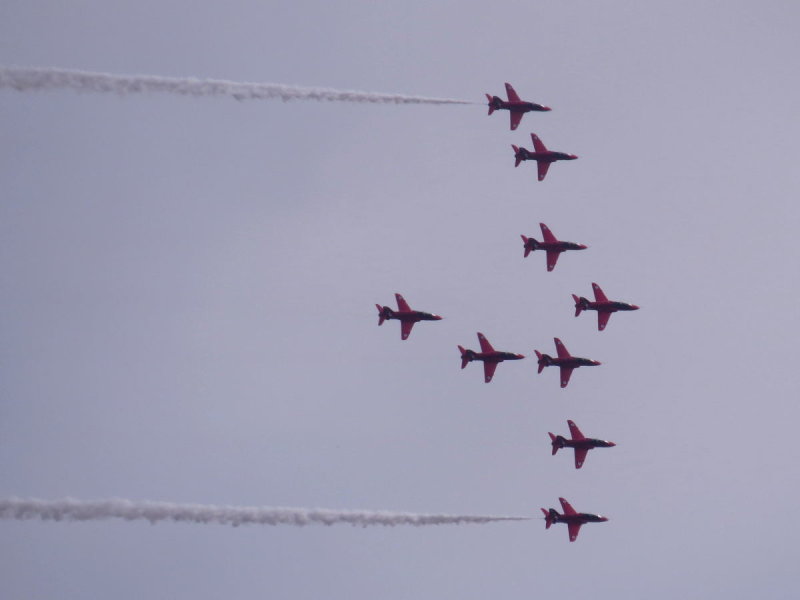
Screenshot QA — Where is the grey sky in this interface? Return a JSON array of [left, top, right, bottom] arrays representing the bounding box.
[[2, 1, 800, 598]]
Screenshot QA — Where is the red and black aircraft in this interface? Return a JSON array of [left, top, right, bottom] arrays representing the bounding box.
[[534, 338, 600, 388], [486, 82, 551, 131], [541, 497, 608, 542], [521, 223, 588, 272], [549, 420, 615, 469], [458, 332, 524, 383], [376, 293, 442, 340], [512, 133, 578, 181], [573, 283, 639, 331]]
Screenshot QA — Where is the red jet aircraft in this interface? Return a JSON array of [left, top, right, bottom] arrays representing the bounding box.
[[573, 283, 639, 331], [458, 332, 524, 383], [521, 223, 588, 272], [534, 338, 600, 388], [376, 293, 442, 340], [512, 133, 578, 181], [549, 420, 616, 469], [541, 497, 608, 542], [486, 82, 551, 131]]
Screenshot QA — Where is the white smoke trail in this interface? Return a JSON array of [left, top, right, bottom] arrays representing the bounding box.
[[0, 498, 529, 528], [0, 66, 473, 106]]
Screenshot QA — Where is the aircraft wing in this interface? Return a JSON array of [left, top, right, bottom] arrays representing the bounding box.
[[400, 320, 415, 340], [559, 497, 577, 516], [574, 448, 589, 469], [567, 420, 585, 440], [395, 293, 412, 312], [567, 522, 582, 542], [559, 366, 574, 388], [509, 111, 523, 131], [554, 338, 571, 359], [483, 361, 498, 383], [505, 82, 521, 103], [531, 133, 547, 153], [597, 311, 612, 331], [592, 283, 609, 303], [477, 332, 495, 353], [545, 250, 561, 272], [539, 223, 558, 244], [537, 160, 551, 181]]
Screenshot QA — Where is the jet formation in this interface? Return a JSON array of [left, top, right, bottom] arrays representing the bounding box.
[[371, 82, 642, 541]]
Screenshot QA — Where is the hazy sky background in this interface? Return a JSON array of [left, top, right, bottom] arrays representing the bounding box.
[[2, 1, 800, 598]]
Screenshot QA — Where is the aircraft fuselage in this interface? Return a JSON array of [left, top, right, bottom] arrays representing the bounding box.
[[489, 97, 551, 114], [547, 508, 607, 525], [580, 299, 639, 314], [526, 239, 588, 253], [553, 435, 616, 451], [540, 355, 600, 369], [380, 307, 442, 323], [463, 349, 524, 363], [517, 148, 578, 163], [543, 499, 608, 541], [536, 151, 577, 163]]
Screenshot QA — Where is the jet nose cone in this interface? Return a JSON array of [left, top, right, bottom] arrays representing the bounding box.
[[592, 360, 602, 366], [631, 305, 640, 310], [433, 315, 443, 320], [516, 353, 526, 359], [578, 244, 588, 250], [607, 442, 616, 447], [570, 154, 579, 160], [599, 516, 609, 522], [543, 106, 552, 111]]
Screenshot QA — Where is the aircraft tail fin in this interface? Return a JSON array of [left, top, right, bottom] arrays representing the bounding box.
[[572, 295, 583, 317], [458, 345, 470, 369], [541, 508, 553, 529], [522, 236, 539, 257], [377, 305, 393, 326], [486, 94, 495, 115], [521, 235, 531, 257], [512, 145, 522, 168], [548, 432, 559, 455], [573, 295, 590, 317], [535, 350, 546, 373]]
